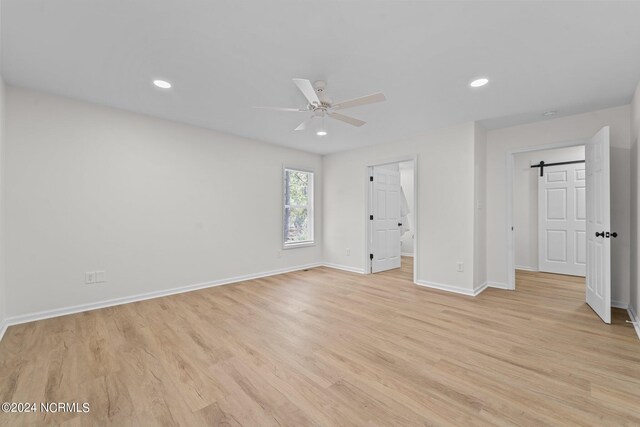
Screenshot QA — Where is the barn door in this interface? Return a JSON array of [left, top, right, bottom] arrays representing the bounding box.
[[538, 162, 586, 277]]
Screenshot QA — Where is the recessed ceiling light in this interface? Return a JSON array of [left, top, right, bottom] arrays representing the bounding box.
[[153, 79, 172, 89], [316, 130, 327, 136], [542, 110, 557, 117], [469, 78, 489, 88]]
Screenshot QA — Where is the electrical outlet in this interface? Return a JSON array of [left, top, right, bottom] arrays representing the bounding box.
[[96, 271, 106, 283], [346, 248, 351, 256], [85, 272, 96, 284], [456, 262, 464, 272]]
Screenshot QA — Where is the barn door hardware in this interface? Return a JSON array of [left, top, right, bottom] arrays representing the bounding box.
[[531, 159, 585, 177]]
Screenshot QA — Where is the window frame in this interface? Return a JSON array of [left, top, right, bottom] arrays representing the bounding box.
[[282, 166, 315, 249]]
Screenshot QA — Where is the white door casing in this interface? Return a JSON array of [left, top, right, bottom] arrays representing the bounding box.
[[538, 162, 586, 277], [585, 126, 611, 324], [371, 166, 402, 273]]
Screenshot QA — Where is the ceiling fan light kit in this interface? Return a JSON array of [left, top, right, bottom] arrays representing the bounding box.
[[255, 78, 386, 136], [316, 114, 328, 136]]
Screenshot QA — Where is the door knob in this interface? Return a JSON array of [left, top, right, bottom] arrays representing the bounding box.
[[611, 232, 618, 238], [595, 231, 605, 237], [398, 222, 402, 227]]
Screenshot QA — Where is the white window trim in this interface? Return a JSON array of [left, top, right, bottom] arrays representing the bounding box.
[[283, 166, 315, 249]]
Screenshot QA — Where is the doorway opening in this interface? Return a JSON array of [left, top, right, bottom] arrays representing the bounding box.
[[506, 127, 612, 323], [365, 157, 417, 283], [513, 145, 586, 277], [512, 145, 587, 312]]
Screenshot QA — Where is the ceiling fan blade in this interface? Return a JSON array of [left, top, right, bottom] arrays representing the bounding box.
[[253, 106, 307, 112], [329, 112, 366, 127], [295, 118, 312, 131], [292, 78, 321, 106], [332, 92, 386, 110]]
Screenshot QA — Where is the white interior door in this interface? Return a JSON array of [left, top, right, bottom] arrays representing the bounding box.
[[538, 162, 586, 276], [585, 126, 611, 324], [371, 165, 401, 273]]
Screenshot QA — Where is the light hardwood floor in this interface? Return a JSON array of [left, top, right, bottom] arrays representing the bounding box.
[[1, 258, 639, 426]]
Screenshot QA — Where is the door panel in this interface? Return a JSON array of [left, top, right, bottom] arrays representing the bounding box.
[[546, 230, 567, 261], [585, 126, 611, 324], [546, 188, 567, 219], [372, 165, 401, 273]]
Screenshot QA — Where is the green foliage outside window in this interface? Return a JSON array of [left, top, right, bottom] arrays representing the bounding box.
[[284, 169, 313, 244]]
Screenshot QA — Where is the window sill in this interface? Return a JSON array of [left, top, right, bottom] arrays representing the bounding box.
[[283, 242, 316, 250]]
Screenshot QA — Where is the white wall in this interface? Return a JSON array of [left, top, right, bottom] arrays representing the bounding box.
[[400, 162, 414, 256], [0, 11, 6, 336], [631, 80, 640, 317], [323, 122, 478, 293], [4, 87, 323, 318], [514, 145, 585, 271], [0, 77, 6, 334], [473, 123, 487, 288], [486, 105, 631, 307]]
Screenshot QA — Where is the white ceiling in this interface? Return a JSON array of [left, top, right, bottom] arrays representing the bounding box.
[[3, 1, 640, 154]]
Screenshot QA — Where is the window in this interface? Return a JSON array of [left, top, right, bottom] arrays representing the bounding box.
[[283, 168, 314, 247]]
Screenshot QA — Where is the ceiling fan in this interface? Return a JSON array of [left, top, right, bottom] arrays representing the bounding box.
[[254, 78, 386, 136]]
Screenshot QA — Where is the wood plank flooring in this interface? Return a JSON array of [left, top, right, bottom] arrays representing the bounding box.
[[1, 258, 639, 426]]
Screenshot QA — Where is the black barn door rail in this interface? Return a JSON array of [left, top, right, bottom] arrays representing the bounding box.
[[531, 160, 585, 177]]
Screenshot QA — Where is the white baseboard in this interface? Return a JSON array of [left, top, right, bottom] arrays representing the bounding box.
[[628, 306, 640, 341], [400, 252, 414, 257], [415, 279, 477, 296], [515, 265, 537, 272], [474, 281, 514, 295], [612, 300, 628, 309], [415, 280, 513, 297], [473, 282, 489, 295], [487, 281, 511, 290], [321, 263, 366, 274], [0, 319, 8, 343], [6, 261, 627, 344], [1, 262, 323, 336]]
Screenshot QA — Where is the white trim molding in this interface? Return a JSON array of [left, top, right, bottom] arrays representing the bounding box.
[[515, 265, 537, 272], [0, 262, 323, 337], [415, 280, 513, 297], [401, 253, 415, 258], [475, 282, 513, 295], [322, 263, 366, 274], [473, 282, 489, 295], [487, 281, 511, 290], [0, 319, 8, 343], [415, 280, 477, 296], [628, 306, 640, 341], [611, 300, 628, 309]]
